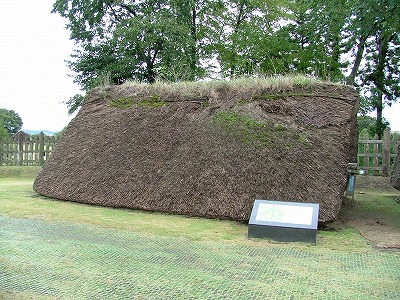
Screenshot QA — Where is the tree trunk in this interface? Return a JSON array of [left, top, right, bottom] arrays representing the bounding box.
[[189, 7, 197, 80], [346, 33, 367, 86], [374, 33, 389, 139], [376, 91, 383, 139], [229, 2, 245, 78], [329, 34, 341, 80]]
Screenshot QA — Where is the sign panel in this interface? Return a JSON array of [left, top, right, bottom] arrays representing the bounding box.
[[255, 203, 314, 226], [347, 174, 355, 194], [248, 200, 319, 244]]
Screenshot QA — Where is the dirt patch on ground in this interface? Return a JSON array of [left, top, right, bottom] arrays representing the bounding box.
[[347, 217, 400, 249], [330, 176, 400, 250]]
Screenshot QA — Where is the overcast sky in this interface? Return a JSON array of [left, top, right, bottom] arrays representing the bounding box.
[[0, 0, 399, 132], [0, 0, 80, 132]]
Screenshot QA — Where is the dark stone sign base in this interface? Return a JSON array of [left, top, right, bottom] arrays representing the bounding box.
[[248, 224, 317, 244]]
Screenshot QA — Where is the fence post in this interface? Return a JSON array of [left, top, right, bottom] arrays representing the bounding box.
[[363, 134, 370, 174], [39, 132, 45, 166], [373, 134, 380, 176], [382, 128, 391, 177], [17, 132, 24, 166]]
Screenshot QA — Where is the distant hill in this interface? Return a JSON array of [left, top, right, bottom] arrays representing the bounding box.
[[23, 130, 57, 136]]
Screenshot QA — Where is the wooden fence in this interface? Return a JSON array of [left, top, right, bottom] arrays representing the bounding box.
[[0, 131, 57, 166], [357, 128, 400, 176]]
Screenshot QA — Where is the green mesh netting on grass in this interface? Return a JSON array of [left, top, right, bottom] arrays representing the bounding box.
[[0, 215, 399, 300]]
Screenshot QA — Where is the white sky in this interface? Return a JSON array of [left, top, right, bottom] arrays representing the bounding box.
[[0, 0, 399, 132], [0, 0, 80, 132]]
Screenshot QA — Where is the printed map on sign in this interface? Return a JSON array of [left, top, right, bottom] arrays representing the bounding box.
[[255, 203, 313, 225]]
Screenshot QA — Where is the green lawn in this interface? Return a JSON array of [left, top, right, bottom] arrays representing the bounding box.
[[0, 166, 372, 253], [1, 166, 400, 299]]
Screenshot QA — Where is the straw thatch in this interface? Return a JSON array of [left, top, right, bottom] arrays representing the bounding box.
[[391, 145, 400, 191], [34, 78, 359, 222]]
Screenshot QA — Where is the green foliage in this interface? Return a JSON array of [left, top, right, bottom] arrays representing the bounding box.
[[53, 0, 211, 89], [215, 0, 284, 78], [65, 94, 85, 114], [346, 0, 400, 136], [357, 115, 390, 138], [259, 0, 348, 81], [54, 0, 399, 130], [0, 108, 23, 137], [357, 115, 376, 137], [373, 118, 391, 138], [0, 122, 9, 140]]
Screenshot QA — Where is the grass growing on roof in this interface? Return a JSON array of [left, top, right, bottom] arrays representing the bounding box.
[[213, 111, 312, 148], [86, 74, 347, 112], [213, 111, 274, 146], [115, 74, 335, 102], [110, 97, 133, 109], [137, 94, 169, 108]]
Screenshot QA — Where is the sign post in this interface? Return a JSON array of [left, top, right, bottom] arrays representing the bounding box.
[[345, 163, 358, 200], [248, 200, 319, 244]]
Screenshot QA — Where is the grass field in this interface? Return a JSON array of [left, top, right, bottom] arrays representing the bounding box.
[[1, 166, 400, 299]]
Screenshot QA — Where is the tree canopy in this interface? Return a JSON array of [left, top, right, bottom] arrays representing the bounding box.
[[0, 108, 23, 138], [55, 0, 400, 133]]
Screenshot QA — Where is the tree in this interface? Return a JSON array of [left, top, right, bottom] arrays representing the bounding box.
[[214, 0, 285, 78], [263, 0, 399, 135], [56, 0, 400, 126], [0, 109, 23, 137], [257, 0, 351, 81], [0, 121, 9, 140], [55, 0, 226, 113], [345, 0, 400, 85], [53, 0, 218, 87], [65, 94, 85, 115], [358, 32, 399, 138], [357, 115, 389, 137], [345, 0, 400, 138]]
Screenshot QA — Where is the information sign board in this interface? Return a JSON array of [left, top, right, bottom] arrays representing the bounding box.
[[248, 200, 319, 244]]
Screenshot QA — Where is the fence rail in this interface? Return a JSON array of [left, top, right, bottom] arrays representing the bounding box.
[[357, 128, 400, 176], [0, 131, 57, 166]]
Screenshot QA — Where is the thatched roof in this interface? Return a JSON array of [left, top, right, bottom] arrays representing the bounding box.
[[391, 145, 400, 191], [34, 77, 359, 222]]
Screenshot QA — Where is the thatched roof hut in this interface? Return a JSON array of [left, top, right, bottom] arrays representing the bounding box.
[[391, 145, 400, 191], [34, 77, 359, 222]]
